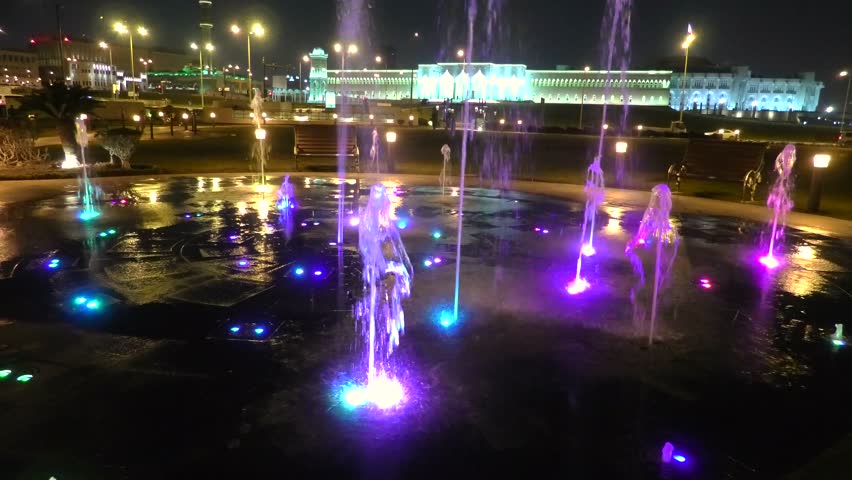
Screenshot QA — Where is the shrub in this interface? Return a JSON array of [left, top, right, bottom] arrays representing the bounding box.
[[0, 127, 49, 167], [100, 128, 141, 168]]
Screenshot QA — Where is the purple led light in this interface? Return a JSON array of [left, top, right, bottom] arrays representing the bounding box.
[[542, 229, 550, 234], [433, 257, 442, 264], [581, 244, 596, 257], [313, 270, 322, 276], [237, 259, 249, 267], [301, 222, 308, 227], [534, 227, 541, 232], [566, 278, 590, 295], [184, 213, 192, 219], [349, 217, 360, 227]]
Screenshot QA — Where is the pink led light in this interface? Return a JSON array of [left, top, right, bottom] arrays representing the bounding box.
[[759, 255, 779, 269]]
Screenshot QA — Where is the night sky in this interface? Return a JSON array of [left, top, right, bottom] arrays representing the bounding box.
[[1, 0, 849, 105]]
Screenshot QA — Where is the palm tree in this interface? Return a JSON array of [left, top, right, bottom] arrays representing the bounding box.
[[19, 83, 101, 167]]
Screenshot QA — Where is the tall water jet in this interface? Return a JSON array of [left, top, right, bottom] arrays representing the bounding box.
[[276, 175, 297, 242], [347, 184, 412, 409], [75, 117, 99, 221], [452, 0, 478, 321], [440, 144, 451, 195], [369, 128, 380, 173], [625, 184, 679, 346], [759, 144, 796, 270], [250, 89, 269, 195], [567, 0, 632, 294]]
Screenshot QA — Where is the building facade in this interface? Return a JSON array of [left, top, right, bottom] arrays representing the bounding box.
[[306, 48, 822, 112], [0, 49, 39, 87], [28, 35, 194, 92], [670, 66, 823, 112]]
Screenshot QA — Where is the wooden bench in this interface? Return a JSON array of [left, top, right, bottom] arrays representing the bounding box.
[[667, 139, 768, 201], [293, 125, 359, 170]]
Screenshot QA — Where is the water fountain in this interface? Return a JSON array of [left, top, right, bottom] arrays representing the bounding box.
[[370, 128, 380, 173], [440, 144, 451, 195], [75, 117, 99, 221], [832, 324, 845, 347], [759, 144, 796, 269], [276, 175, 297, 242], [625, 184, 679, 345], [344, 184, 412, 409], [566, 0, 632, 294], [250, 89, 268, 194]]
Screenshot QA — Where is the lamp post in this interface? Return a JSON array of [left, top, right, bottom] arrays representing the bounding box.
[[231, 23, 264, 96], [333, 42, 358, 70], [838, 70, 850, 142], [98, 41, 114, 98], [113, 22, 148, 96], [578, 65, 590, 129], [453, 49, 465, 101], [808, 154, 831, 212], [679, 24, 696, 122], [190, 42, 214, 108], [300, 54, 310, 103], [139, 58, 152, 92]]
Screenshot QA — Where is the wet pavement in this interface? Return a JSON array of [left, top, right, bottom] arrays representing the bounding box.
[[0, 175, 850, 479]]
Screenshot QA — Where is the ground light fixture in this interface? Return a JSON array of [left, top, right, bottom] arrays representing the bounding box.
[[255, 128, 267, 140], [386, 131, 397, 143], [615, 141, 628, 153], [808, 154, 831, 212]]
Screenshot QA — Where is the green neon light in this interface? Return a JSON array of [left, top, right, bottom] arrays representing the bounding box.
[[16, 374, 33, 383], [0, 369, 11, 379]]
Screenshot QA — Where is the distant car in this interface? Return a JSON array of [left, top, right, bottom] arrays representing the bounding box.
[[705, 128, 740, 140]]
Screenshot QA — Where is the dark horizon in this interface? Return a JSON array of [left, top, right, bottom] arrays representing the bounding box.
[[1, 0, 849, 106]]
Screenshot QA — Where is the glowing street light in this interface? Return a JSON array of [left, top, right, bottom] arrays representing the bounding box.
[[579, 65, 591, 129], [113, 21, 148, 96], [333, 42, 358, 70], [838, 70, 851, 142], [679, 23, 696, 122], [98, 41, 115, 96], [375, 55, 382, 64], [231, 22, 264, 95], [825, 106, 835, 113], [456, 49, 464, 59], [190, 42, 214, 108]]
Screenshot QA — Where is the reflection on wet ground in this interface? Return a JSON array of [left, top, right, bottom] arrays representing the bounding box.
[[0, 175, 850, 478]]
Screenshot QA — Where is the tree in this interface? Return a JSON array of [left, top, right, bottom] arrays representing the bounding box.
[[100, 128, 140, 168], [0, 127, 49, 167], [18, 83, 101, 167]]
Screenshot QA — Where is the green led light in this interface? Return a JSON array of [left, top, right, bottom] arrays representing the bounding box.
[[108, 229, 117, 234], [74, 296, 87, 305], [99, 232, 108, 237], [16, 374, 33, 383], [0, 369, 11, 379]]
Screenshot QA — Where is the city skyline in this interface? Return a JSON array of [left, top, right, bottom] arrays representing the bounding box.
[[0, 0, 850, 105]]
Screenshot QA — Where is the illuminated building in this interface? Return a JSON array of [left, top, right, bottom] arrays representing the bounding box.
[[307, 47, 823, 112]]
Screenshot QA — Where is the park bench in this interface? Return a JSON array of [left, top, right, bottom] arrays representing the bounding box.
[[667, 139, 768, 202], [294, 125, 359, 170]]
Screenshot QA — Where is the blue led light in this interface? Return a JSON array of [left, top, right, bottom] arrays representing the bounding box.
[[73, 296, 87, 305], [439, 310, 455, 328], [294, 267, 305, 276], [85, 300, 100, 310], [229, 326, 241, 333], [342, 384, 369, 409], [254, 327, 265, 335], [184, 213, 192, 218], [48, 259, 60, 269], [423, 259, 433, 267], [396, 220, 408, 230], [432, 231, 442, 239], [237, 259, 249, 267], [673, 455, 686, 463], [313, 270, 323, 276]]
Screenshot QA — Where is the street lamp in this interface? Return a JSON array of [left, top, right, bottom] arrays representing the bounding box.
[[825, 106, 835, 113], [191, 42, 214, 108], [98, 41, 114, 97], [679, 23, 696, 122], [139, 58, 152, 91], [299, 54, 310, 103], [838, 70, 851, 142], [578, 65, 591, 129], [113, 22, 148, 96], [375, 55, 382, 64], [231, 23, 264, 96]]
